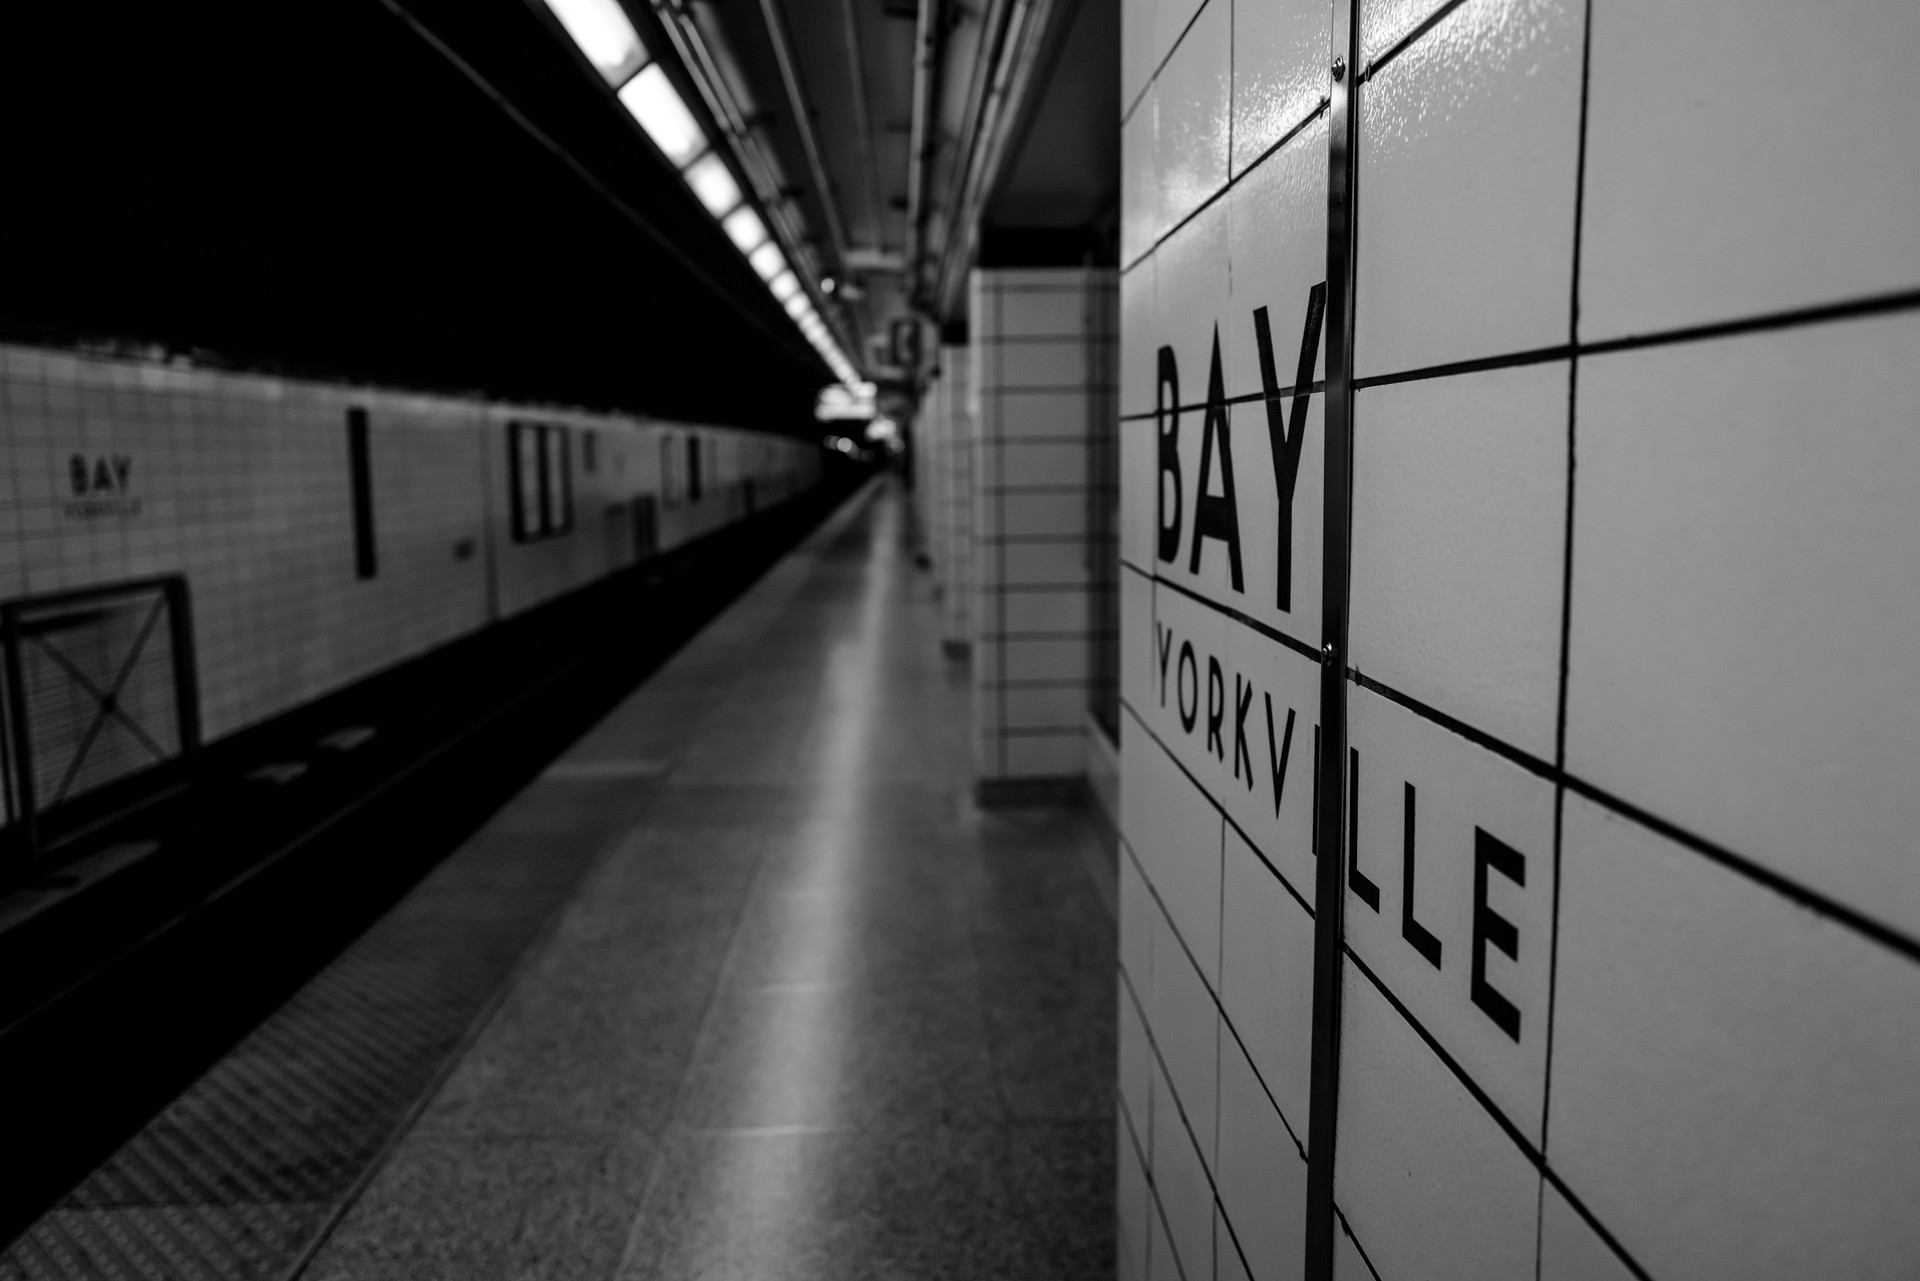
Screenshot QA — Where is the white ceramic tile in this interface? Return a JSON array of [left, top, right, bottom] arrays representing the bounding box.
[[1547, 795, 1920, 1281], [1121, 569, 1154, 710], [1122, 98, 1159, 265], [1349, 363, 1568, 760], [1215, 1032, 1308, 1281], [983, 493, 1086, 540], [1154, 0, 1232, 235], [1231, 0, 1328, 173], [1120, 828, 1157, 976], [1147, 1206, 1182, 1281], [1225, 114, 1326, 402], [1122, 0, 1156, 120], [1149, 892, 1223, 1162], [993, 340, 1089, 390], [1358, 0, 1449, 65], [1119, 1110, 1154, 1281], [1354, 0, 1582, 377], [999, 685, 1091, 732], [1124, 736, 1223, 965], [995, 440, 1089, 488], [997, 636, 1092, 683], [1000, 585, 1091, 635], [1215, 1210, 1254, 1281], [999, 730, 1085, 777], [1151, 1060, 1217, 1281], [1344, 686, 1555, 1144], [1567, 313, 1920, 937], [1219, 825, 1313, 1131], [1334, 965, 1540, 1281], [1119, 967, 1155, 1127], [1331, 1218, 1372, 1281], [994, 285, 1094, 339], [1581, 1, 1920, 340], [1537, 1182, 1636, 1281], [1120, 419, 1156, 572], [994, 540, 1090, 586], [1121, 255, 1157, 415], [980, 390, 1092, 443]]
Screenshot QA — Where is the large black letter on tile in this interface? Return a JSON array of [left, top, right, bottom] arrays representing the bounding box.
[[1187, 329, 1244, 591], [1253, 283, 1326, 612], [1471, 828, 1525, 1041], [1156, 346, 1183, 563]]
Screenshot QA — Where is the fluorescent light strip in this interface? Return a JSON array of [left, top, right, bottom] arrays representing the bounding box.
[[549, 8, 858, 387], [543, 0, 648, 84], [685, 154, 741, 216], [619, 65, 706, 165], [748, 242, 785, 281]]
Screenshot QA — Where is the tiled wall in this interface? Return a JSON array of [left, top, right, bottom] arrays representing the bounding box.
[[1118, 2, 1920, 1280], [971, 268, 1118, 786], [0, 343, 820, 767]]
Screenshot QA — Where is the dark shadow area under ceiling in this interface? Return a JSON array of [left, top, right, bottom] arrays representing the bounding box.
[[978, 0, 1120, 267], [0, 0, 831, 431]]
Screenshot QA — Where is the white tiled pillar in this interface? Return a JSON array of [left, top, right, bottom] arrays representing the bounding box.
[[936, 345, 974, 656], [969, 268, 1118, 793], [911, 371, 942, 566]]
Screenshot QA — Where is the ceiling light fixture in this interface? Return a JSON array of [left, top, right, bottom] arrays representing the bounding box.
[[544, 0, 858, 388]]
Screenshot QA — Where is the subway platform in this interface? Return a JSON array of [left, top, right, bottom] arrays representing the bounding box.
[[31, 480, 1116, 1280]]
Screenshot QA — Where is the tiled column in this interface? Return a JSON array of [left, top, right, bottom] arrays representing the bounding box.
[[912, 366, 945, 573], [969, 268, 1118, 797], [936, 345, 974, 657]]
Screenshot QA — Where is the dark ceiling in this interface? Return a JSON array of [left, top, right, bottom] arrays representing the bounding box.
[[0, 0, 832, 431]]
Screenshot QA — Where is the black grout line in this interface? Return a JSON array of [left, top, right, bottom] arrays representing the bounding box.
[[1134, 564, 1920, 967], [1357, 0, 1471, 85], [1539, 1164, 1657, 1281], [1350, 672, 1557, 781], [1122, 100, 1332, 281], [1343, 943, 1662, 1281], [1344, 944, 1538, 1161], [1147, 568, 1322, 662], [1123, 697, 1317, 922], [1121, 0, 1221, 133], [1120, 831, 1309, 1162], [1124, 925, 1308, 1281], [1118, 1080, 1192, 1281], [1539, 1, 1596, 1245], [1119, 379, 1327, 423], [1118, 286, 1920, 420], [1334, 1207, 1386, 1281], [1118, 961, 1217, 1281]]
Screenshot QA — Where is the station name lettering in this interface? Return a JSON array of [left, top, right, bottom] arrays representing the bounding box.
[[64, 452, 141, 521], [1154, 615, 1529, 1044], [1157, 284, 1327, 611]]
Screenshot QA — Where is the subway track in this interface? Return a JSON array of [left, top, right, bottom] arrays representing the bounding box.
[[0, 475, 864, 1277]]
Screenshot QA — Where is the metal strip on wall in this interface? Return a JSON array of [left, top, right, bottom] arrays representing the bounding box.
[[1303, 0, 1363, 1274]]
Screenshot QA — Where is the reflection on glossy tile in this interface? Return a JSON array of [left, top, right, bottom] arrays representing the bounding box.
[[1231, 0, 1328, 173], [1154, 0, 1232, 235], [1355, 0, 1582, 376]]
